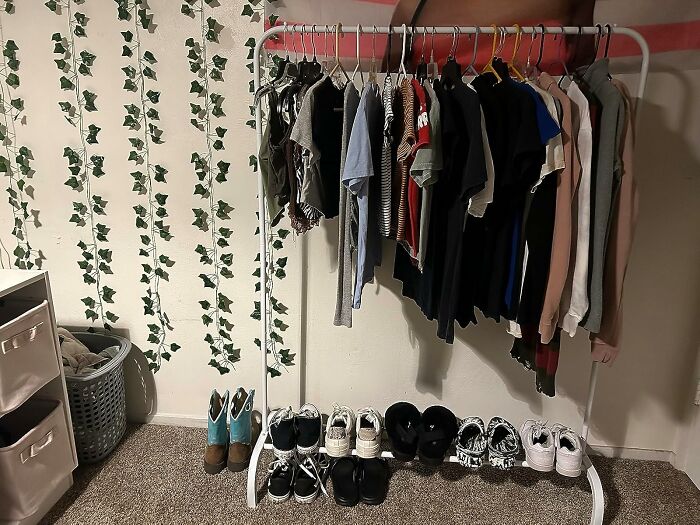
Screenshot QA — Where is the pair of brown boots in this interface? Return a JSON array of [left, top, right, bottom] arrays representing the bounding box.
[[204, 388, 259, 474]]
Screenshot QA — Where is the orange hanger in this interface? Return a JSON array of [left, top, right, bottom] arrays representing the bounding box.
[[508, 24, 525, 80], [481, 24, 502, 82]]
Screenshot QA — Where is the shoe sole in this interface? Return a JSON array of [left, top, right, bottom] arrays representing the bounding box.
[[227, 459, 249, 472], [356, 438, 381, 459], [297, 442, 320, 455], [524, 454, 555, 473], [360, 495, 386, 506], [203, 460, 226, 475], [272, 446, 296, 460], [556, 463, 582, 477], [268, 491, 291, 503], [294, 490, 319, 504], [325, 438, 351, 457]]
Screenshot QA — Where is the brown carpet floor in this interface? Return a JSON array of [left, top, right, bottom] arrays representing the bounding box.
[[41, 424, 700, 525]]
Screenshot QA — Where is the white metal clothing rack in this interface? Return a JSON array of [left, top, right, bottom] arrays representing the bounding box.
[[248, 24, 650, 523]]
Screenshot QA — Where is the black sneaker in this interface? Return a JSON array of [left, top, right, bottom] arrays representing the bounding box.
[[417, 405, 458, 466], [330, 457, 359, 506], [456, 417, 487, 468], [487, 417, 520, 470], [384, 402, 421, 462], [294, 453, 329, 504], [269, 407, 295, 459], [295, 403, 322, 454], [268, 458, 295, 503], [359, 458, 390, 505]]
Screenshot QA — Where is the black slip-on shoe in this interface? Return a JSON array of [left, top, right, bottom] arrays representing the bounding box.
[[294, 453, 329, 504], [417, 405, 458, 466], [359, 458, 390, 505], [296, 403, 322, 454], [269, 406, 296, 459], [384, 402, 421, 462], [330, 457, 359, 506]]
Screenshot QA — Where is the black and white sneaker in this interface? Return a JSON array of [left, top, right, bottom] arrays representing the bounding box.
[[487, 417, 520, 470], [267, 457, 295, 503], [269, 407, 296, 459], [293, 453, 329, 504], [295, 403, 322, 455], [456, 417, 487, 468]]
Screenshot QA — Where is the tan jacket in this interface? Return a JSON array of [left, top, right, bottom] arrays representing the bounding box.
[[537, 73, 581, 344], [590, 80, 639, 364]]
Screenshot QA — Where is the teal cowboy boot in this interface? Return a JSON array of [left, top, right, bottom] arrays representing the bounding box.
[[228, 387, 256, 472], [203, 389, 229, 474]]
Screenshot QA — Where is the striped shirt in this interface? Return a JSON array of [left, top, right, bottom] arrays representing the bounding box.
[[394, 78, 416, 242], [379, 74, 394, 238]]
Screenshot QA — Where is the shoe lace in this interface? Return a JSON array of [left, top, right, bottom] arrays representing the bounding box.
[[329, 403, 355, 429], [268, 406, 293, 428], [296, 452, 330, 497], [297, 403, 320, 419], [522, 419, 549, 441], [268, 456, 294, 476], [550, 424, 580, 448], [357, 406, 383, 433]]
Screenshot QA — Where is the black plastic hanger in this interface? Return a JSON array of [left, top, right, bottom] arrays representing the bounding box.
[[416, 27, 428, 83], [441, 27, 463, 88]]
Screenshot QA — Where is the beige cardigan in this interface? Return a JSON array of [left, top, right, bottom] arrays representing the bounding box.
[[590, 80, 639, 364]]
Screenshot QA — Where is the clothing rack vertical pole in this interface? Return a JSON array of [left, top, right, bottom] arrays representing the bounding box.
[[247, 26, 650, 523]]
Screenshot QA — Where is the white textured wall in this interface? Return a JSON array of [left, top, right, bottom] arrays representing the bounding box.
[[1, 1, 698, 459]]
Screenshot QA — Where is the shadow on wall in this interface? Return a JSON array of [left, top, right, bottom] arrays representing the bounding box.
[[374, 74, 700, 449]]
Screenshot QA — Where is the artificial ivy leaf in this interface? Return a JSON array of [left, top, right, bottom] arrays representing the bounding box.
[[78, 63, 91, 76], [154, 193, 167, 206], [143, 50, 156, 63], [10, 98, 23, 112], [218, 227, 232, 239], [102, 286, 116, 303], [220, 253, 233, 266], [143, 66, 156, 80], [278, 229, 290, 239], [129, 137, 144, 149], [146, 108, 159, 120], [74, 12, 87, 26], [74, 25, 86, 38], [190, 80, 203, 94], [217, 293, 232, 313], [211, 54, 227, 70], [153, 165, 167, 182], [216, 200, 233, 220], [193, 183, 207, 196], [122, 45, 133, 57], [54, 58, 67, 70], [215, 126, 227, 138], [159, 254, 175, 267], [212, 106, 224, 118], [80, 50, 96, 66], [45, 0, 58, 12], [85, 124, 100, 144], [123, 79, 137, 91], [199, 274, 215, 288], [122, 65, 136, 78], [212, 139, 224, 151], [83, 90, 97, 111], [217, 160, 230, 174], [209, 68, 223, 81], [181, 4, 193, 16], [241, 4, 254, 16], [59, 75, 73, 90], [146, 90, 160, 103], [122, 30, 134, 42]]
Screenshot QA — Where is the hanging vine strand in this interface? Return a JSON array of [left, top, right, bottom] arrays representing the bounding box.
[[47, 0, 118, 330], [116, 0, 180, 371], [182, 0, 238, 374], [0, 10, 43, 269], [242, 1, 294, 377]]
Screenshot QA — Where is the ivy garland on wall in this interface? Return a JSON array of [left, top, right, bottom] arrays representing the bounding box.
[[46, 0, 119, 330], [116, 0, 180, 372], [241, 0, 295, 378], [181, 0, 238, 375], [0, 5, 44, 269]]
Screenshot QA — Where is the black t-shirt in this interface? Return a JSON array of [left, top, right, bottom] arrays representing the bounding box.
[[312, 77, 345, 218], [466, 72, 544, 322]]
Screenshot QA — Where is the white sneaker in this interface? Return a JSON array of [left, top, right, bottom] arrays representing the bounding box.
[[520, 419, 555, 472], [552, 425, 583, 477], [325, 404, 355, 457], [356, 407, 383, 458]]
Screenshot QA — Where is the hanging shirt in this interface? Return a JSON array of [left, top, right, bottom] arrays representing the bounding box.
[[334, 83, 361, 327], [528, 82, 565, 189], [394, 79, 416, 243], [342, 82, 383, 309], [467, 102, 496, 218], [590, 79, 638, 364], [410, 81, 443, 271], [536, 72, 581, 344], [291, 75, 345, 220], [559, 81, 593, 336], [379, 74, 394, 238], [577, 59, 626, 334]]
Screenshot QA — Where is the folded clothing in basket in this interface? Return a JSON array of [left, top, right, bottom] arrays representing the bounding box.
[[58, 328, 120, 377]]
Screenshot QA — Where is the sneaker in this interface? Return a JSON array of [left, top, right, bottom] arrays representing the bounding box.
[[203, 389, 229, 475], [325, 404, 355, 458], [487, 417, 520, 470], [455, 417, 487, 468], [294, 454, 329, 503], [358, 458, 390, 505], [384, 402, 421, 462], [296, 403, 322, 454], [552, 425, 583, 477], [268, 457, 295, 503], [330, 457, 359, 506], [356, 407, 383, 459], [269, 406, 296, 459], [519, 419, 555, 472], [417, 405, 458, 467]]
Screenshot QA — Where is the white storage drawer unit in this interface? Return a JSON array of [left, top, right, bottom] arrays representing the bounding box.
[[0, 300, 61, 414], [0, 270, 77, 525]]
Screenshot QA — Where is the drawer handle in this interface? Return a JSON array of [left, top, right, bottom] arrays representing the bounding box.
[[1, 321, 44, 355], [20, 429, 54, 464]]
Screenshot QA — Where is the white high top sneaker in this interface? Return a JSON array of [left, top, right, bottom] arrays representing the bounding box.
[[552, 425, 583, 477], [325, 404, 355, 458], [356, 407, 383, 458], [519, 419, 555, 472]]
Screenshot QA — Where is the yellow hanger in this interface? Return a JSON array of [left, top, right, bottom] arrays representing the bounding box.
[[329, 22, 350, 82], [481, 24, 502, 82], [508, 24, 525, 81]]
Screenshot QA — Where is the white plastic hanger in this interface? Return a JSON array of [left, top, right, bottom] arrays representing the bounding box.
[[398, 24, 408, 82], [351, 25, 364, 84]]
